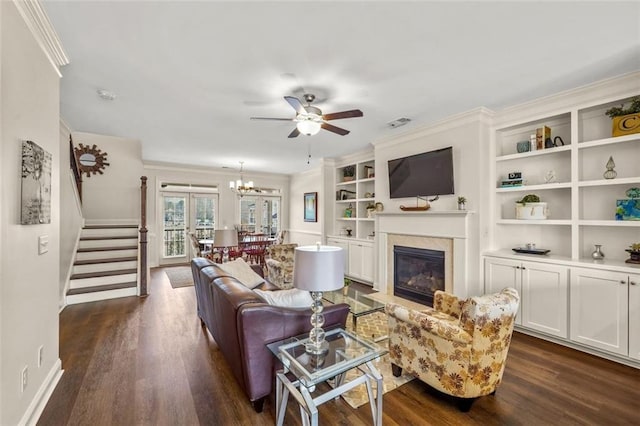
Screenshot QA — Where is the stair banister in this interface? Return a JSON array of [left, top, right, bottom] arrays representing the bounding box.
[[139, 176, 148, 296]]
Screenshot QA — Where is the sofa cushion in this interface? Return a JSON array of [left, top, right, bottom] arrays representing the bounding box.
[[253, 288, 313, 308], [218, 259, 265, 289]]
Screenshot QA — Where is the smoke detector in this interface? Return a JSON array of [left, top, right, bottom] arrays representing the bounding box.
[[387, 117, 411, 129], [97, 89, 117, 101]]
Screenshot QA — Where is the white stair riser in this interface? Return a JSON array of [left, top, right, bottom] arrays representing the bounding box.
[[76, 249, 138, 261], [73, 261, 138, 275], [70, 273, 137, 289], [66, 287, 138, 305], [79, 238, 138, 249], [81, 228, 138, 238]]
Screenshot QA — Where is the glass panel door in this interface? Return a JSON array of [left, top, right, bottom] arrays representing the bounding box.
[[239, 196, 257, 234], [162, 193, 187, 262], [262, 196, 280, 237], [162, 192, 218, 264]]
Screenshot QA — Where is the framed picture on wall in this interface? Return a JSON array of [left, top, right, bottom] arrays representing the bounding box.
[[304, 192, 317, 222]]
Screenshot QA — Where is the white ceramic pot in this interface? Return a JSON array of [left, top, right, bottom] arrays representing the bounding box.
[[515, 202, 548, 220]]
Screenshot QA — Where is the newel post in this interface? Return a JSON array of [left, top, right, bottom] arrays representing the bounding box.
[[139, 176, 148, 296]]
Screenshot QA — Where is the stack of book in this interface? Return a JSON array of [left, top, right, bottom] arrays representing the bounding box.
[[500, 178, 523, 188]]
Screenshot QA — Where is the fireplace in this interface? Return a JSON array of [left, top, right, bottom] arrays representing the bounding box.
[[393, 245, 445, 306]]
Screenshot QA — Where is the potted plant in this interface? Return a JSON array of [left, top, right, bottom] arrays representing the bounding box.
[[605, 96, 640, 137], [626, 243, 640, 264], [343, 165, 355, 182], [343, 277, 352, 295], [457, 196, 467, 210], [515, 194, 548, 220]]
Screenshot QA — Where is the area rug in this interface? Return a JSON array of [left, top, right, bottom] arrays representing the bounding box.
[[165, 266, 194, 288], [337, 311, 414, 409]]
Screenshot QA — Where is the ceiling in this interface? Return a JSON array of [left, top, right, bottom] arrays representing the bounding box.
[[43, 1, 640, 175]]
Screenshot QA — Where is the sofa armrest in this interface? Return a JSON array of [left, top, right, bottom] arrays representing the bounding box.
[[236, 303, 350, 401], [386, 302, 471, 344]]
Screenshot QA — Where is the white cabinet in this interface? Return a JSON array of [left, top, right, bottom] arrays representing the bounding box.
[[349, 240, 374, 283], [484, 256, 568, 338], [328, 237, 374, 283], [570, 267, 630, 356], [327, 237, 349, 274], [629, 275, 640, 361]]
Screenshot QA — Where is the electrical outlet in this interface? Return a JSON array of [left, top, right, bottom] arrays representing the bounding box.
[[21, 366, 28, 393], [38, 345, 44, 368]]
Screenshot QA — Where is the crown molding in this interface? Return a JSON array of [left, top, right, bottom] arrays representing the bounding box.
[[13, 0, 69, 77], [59, 118, 72, 136], [373, 107, 495, 150]]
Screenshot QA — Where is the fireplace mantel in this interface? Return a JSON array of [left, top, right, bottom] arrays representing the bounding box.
[[374, 210, 475, 300]]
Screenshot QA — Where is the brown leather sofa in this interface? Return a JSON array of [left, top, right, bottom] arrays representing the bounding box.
[[190, 257, 350, 412]]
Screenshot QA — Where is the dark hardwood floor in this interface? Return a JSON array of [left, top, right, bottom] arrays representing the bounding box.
[[39, 267, 640, 425]]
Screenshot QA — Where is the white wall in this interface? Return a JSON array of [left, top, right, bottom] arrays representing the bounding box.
[[73, 132, 144, 223], [372, 108, 492, 295], [143, 163, 290, 266], [288, 166, 324, 246], [58, 122, 83, 308], [1, 3, 62, 424]]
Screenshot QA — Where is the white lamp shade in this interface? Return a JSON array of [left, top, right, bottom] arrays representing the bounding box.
[[213, 229, 238, 247], [293, 245, 344, 292]]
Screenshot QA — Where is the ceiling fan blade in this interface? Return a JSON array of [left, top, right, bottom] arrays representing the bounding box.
[[321, 122, 350, 136], [250, 117, 294, 121], [322, 109, 363, 121], [288, 127, 300, 138], [284, 96, 306, 115]]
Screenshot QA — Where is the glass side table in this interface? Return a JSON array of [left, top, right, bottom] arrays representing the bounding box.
[[267, 328, 387, 426], [323, 288, 386, 335]]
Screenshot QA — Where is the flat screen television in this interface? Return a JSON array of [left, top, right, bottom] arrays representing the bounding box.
[[388, 146, 454, 199]]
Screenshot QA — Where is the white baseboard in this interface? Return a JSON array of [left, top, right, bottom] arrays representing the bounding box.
[[19, 359, 64, 426]]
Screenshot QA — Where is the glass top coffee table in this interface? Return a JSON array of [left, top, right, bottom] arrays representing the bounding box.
[[323, 288, 386, 340], [267, 328, 387, 426]]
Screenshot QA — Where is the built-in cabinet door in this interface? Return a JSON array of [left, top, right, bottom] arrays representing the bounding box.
[[348, 242, 364, 280], [360, 242, 374, 282], [570, 267, 629, 357], [521, 262, 568, 338], [629, 274, 640, 361], [484, 257, 522, 324], [327, 238, 349, 274]]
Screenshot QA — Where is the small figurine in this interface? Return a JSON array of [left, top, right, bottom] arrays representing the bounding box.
[[603, 156, 617, 179]]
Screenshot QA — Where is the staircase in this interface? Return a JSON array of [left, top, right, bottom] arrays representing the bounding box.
[[67, 224, 140, 304]]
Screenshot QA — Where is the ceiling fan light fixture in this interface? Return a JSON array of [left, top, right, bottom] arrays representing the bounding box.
[[296, 116, 322, 136]]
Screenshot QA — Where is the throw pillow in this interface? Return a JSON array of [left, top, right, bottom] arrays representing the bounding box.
[[254, 288, 313, 308], [217, 259, 265, 289]]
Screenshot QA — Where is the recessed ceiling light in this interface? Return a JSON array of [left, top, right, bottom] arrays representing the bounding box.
[[96, 89, 116, 101]]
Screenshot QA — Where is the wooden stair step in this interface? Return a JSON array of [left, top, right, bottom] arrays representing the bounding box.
[[67, 281, 137, 295], [74, 256, 138, 266], [71, 268, 137, 280], [80, 236, 137, 241], [83, 225, 138, 229], [77, 245, 138, 253]]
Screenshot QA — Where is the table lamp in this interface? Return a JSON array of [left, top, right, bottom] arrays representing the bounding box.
[[293, 244, 344, 354], [213, 229, 238, 263]]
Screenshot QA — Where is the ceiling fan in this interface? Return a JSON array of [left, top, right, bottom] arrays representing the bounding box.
[[250, 94, 363, 138]]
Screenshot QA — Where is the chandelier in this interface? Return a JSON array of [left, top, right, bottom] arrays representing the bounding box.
[[229, 161, 254, 197]]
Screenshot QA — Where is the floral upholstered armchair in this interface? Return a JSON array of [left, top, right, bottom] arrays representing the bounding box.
[[264, 243, 297, 289], [386, 288, 519, 411]]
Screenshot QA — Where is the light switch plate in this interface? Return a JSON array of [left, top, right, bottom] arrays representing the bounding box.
[[38, 235, 48, 255]]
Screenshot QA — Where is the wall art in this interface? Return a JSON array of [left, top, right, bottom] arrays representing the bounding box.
[[21, 140, 52, 224]]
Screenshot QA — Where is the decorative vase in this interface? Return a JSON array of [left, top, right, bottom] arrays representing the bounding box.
[[625, 250, 640, 264], [458, 202, 466, 211], [603, 156, 617, 179], [612, 113, 640, 137], [342, 286, 349, 296], [591, 244, 605, 260], [515, 202, 548, 220]]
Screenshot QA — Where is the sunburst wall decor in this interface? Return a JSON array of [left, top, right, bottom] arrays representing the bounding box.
[[74, 143, 109, 177]]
